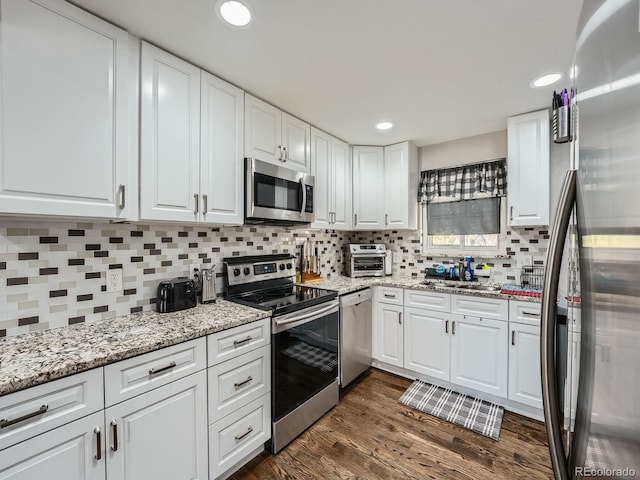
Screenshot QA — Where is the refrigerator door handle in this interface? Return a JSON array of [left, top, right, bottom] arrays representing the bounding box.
[[541, 169, 576, 480]]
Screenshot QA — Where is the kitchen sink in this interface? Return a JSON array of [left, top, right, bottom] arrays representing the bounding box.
[[428, 282, 501, 292]]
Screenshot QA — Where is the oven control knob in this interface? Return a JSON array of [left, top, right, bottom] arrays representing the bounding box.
[[243, 267, 250, 275], [233, 268, 241, 277], [286, 263, 292, 269], [279, 263, 285, 271]]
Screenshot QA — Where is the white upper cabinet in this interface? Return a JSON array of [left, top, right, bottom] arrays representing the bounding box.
[[140, 42, 244, 224], [352, 146, 385, 229], [0, 0, 135, 219], [310, 128, 351, 230], [200, 71, 244, 225], [140, 42, 200, 222], [352, 142, 418, 230], [507, 109, 550, 227], [244, 94, 310, 173]]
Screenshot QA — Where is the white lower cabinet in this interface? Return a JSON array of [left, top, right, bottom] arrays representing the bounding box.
[[404, 307, 450, 381], [450, 313, 508, 398], [105, 370, 208, 480], [0, 411, 105, 480], [375, 302, 404, 368], [508, 322, 543, 409]]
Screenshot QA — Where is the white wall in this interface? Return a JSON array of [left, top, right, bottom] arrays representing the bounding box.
[[418, 130, 507, 170]]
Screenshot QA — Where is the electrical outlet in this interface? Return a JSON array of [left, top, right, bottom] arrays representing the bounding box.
[[516, 255, 533, 269], [107, 270, 122, 292]]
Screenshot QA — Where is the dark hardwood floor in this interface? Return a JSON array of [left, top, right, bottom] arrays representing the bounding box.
[[229, 369, 554, 480]]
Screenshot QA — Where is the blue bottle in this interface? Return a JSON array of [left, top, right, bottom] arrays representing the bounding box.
[[448, 260, 458, 280], [463, 256, 474, 281]]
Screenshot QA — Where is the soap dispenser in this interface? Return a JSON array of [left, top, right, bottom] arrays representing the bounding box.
[[463, 256, 474, 281]]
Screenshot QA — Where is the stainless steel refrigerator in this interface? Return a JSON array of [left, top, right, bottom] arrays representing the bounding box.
[[541, 1, 640, 479]]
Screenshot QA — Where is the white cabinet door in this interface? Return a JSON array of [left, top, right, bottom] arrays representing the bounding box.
[[376, 302, 404, 367], [282, 112, 310, 173], [352, 146, 385, 230], [404, 307, 450, 381], [0, 412, 105, 480], [332, 138, 352, 230], [507, 109, 550, 227], [508, 322, 543, 409], [450, 314, 508, 398], [310, 128, 332, 228], [140, 42, 201, 222], [244, 94, 282, 165], [384, 142, 410, 229], [200, 71, 244, 225], [105, 371, 208, 480], [0, 0, 131, 219]]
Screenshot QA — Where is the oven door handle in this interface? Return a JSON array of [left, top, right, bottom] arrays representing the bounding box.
[[274, 301, 339, 333]]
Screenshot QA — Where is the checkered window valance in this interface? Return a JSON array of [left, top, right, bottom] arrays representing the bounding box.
[[418, 159, 507, 204]]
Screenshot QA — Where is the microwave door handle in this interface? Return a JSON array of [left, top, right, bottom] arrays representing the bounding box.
[[299, 178, 307, 217]]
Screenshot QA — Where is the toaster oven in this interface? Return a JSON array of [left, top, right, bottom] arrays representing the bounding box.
[[345, 244, 387, 278]]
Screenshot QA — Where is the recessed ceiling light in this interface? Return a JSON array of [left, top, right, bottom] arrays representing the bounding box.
[[376, 121, 394, 131], [216, 0, 252, 27], [530, 73, 563, 88]]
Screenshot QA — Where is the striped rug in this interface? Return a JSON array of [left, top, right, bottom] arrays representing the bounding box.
[[398, 379, 504, 440]]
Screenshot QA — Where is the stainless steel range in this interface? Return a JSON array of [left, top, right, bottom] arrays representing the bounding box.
[[223, 254, 339, 454]]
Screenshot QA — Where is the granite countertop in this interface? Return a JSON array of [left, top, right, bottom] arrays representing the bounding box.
[[0, 300, 270, 396], [305, 275, 543, 303]]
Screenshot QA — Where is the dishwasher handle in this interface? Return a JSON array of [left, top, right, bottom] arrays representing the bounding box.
[[340, 288, 372, 308]]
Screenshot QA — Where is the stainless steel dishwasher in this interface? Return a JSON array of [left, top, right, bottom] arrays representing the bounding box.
[[339, 288, 372, 387]]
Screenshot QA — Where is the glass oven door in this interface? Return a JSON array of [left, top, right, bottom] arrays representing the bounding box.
[[272, 300, 339, 421]]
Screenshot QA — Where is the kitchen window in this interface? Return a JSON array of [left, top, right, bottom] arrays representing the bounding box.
[[418, 160, 507, 256]]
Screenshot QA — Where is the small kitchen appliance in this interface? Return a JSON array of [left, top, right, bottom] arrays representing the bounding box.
[[345, 244, 387, 278], [200, 267, 217, 304], [156, 278, 197, 313]]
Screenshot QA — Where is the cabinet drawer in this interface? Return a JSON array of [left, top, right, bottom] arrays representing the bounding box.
[[404, 289, 450, 312], [509, 300, 542, 327], [209, 394, 270, 479], [0, 368, 103, 451], [208, 345, 271, 424], [104, 337, 206, 407], [451, 295, 508, 321], [377, 286, 403, 305], [207, 318, 270, 367]]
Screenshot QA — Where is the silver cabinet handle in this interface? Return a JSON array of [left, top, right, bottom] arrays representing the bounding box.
[[0, 404, 48, 428], [283, 146, 289, 162], [202, 194, 208, 216], [445, 320, 449, 334], [94, 427, 102, 460], [398, 312, 402, 325], [512, 330, 516, 346], [233, 336, 252, 347], [522, 311, 540, 317], [194, 194, 199, 214], [510, 205, 513, 221], [276, 145, 283, 161], [110, 420, 118, 452], [385, 213, 389, 226], [118, 184, 125, 210], [541, 169, 575, 480], [235, 426, 253, 441], [384, 293, 395, 299], [354, 213, 358, 225], [452, 321, 456, 335], [149, 361, 176, 376], [234, 376, 253, 389]]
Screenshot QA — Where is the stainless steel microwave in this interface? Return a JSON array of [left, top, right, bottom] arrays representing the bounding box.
[[245, 158, 315, 224]]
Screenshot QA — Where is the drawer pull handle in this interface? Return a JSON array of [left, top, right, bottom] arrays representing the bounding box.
[[235, 426, 253, 441], [452, 321, 456, 335], [110, 420, 118, 452], [0, 404, 48, 428], [149, 361, 177, 376], [384, 294, 395, 299], [94, 427, 102, 460], [522, 311, 540, 317], [234, 376, 253, 389], [512, 330, 516, 346], [445, 320, 449, 334], [233, 336, 252, 347]]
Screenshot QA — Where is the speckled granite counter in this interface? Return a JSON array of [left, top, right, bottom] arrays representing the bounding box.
[[304, 275, 543, 303], [0, 300, 270, 396]]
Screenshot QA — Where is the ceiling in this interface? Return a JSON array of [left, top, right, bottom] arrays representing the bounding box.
[[70, 0, 583, 147]]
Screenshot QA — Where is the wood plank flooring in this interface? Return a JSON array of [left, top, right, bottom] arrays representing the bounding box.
[[229, 369, 554, 480]]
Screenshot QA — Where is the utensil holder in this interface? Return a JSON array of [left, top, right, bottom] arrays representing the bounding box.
[[553, 105, 571, 143]]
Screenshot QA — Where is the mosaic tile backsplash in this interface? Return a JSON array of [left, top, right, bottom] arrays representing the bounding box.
[[1, 219, 549, 338], [0, 221, 349, 337]]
